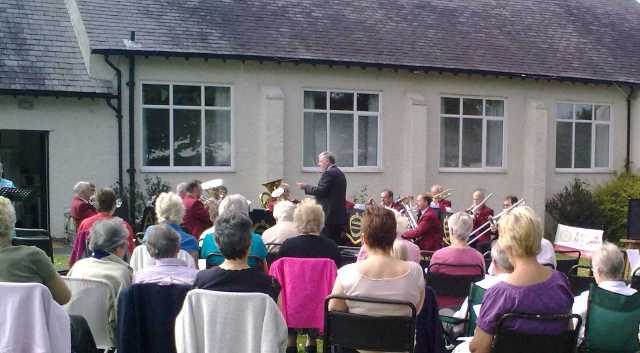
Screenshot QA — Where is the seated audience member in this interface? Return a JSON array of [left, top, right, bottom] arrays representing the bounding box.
[[278, 199, 341, 267], [487, 236, 556, 274], [193, 212, 280, 301], [144, 192, 199, 261], [200, 194, 268, 270], [465, 206, 573, 353], [181, 180, 212, 240], [134, 224, 199, 285], [572, 242, 636, 341], [429, 212, 485, 308], [68, 219, 133, 296], [329, 205, 425, 316], [70, 181, 97, 229], [357, 212, 421, 264], [69, 188, 135, 267], [0, 196, 71, 305], [261, 201, 298, 252]]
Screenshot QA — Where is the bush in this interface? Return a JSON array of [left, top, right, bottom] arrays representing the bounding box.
[[593, 173, 640, 243], [546, 178, 604, 230]]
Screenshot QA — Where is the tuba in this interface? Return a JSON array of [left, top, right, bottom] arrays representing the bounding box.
[[258, 179, 282, 208], [201, 179, 225, 202]]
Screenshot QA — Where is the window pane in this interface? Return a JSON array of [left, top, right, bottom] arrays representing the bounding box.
[[441, 97, 460, 115], [204, 110, 231, 166], [358, 115, 378, 166], [462, 98, 483, 116], [143, 108, 170, 166], [330, 92, 354, 111], [485, 100, 504, 117], [557, 103, 573, 120], [462, 118, 482, 167], [486, 120, 503, 167], [575, 104, 593, 121], [205, 87, 230, 107], [173, 110, 202, 166], [595, 124, 610, 168], [303, 112, 327, 167], [440, 117, 460, 167], [574, 123, 592, 168], [143, 84, 169, 105], [357, 94, 379, 112], [173, 85, 201, 106], [304, 91, 326, 110], [556, 122, 573, 168], [329, 113, 354, 167], [595, 105, 610, 121]]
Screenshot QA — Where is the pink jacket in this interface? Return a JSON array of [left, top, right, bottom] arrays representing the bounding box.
[[269, 257, 337, 330]]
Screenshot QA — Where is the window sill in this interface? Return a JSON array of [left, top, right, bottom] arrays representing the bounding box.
[[555, 168, 614, 174], [302, 167, 383, 173], [439, 168, 507, 174], [140, 166, 235, 173]]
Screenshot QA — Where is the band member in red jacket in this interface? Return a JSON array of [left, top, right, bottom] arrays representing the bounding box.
[[402, 192, 443, 251], [470, 190, 494, 252], [70, 181, 97, 229], [430, 184, 452, 213], [181, 180, 212, 240]]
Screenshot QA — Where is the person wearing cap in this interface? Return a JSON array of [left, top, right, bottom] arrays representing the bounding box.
[[266, 183, 299, 213]]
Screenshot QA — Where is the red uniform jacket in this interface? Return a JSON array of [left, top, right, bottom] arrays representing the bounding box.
[[473, 205, 494, 243], [402, 207, 443, 251], [69, 212, 135, 267], [181, 195, 212, 240], [70, 195, 97, 229]]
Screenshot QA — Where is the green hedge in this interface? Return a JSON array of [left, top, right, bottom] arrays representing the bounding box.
[[546, 178, 604, 230], [593, 173, 640, 243]]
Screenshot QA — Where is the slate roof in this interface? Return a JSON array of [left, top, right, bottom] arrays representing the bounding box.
[[0, 0, 112, 96], [75, 0, 640, 85]]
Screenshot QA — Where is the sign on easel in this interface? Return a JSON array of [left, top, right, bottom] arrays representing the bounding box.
[[554, 224, 603, 253]]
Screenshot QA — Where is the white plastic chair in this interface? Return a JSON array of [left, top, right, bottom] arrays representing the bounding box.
[[62, 276, 116, 350], [129, 244, 197, 272]]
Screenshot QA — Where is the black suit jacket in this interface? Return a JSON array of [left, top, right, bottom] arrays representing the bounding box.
[[304, 165, 347, 225]]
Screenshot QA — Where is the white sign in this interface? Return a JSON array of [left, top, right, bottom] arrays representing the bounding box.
[[554, 224, 603, 252]]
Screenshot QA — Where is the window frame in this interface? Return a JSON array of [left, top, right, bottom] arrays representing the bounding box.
[[554, 101, 613, 173], [139, 80, 235, 172], [438, 95, 507, 173], [301, 88, 383, 173]]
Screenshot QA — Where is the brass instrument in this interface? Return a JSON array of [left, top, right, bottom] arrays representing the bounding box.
[[258, 179, 282, 208], [201, 179, 225, 202], [433, 188, 454, 202], [468, 199, 525, 245], [466, 192, 495, 215], [400, 196, 419, 230]]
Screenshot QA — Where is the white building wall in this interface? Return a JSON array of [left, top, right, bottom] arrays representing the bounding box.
[[0, 96, 118, 237]]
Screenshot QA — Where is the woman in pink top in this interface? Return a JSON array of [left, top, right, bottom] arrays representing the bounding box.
[[429, 212, 485, 308]]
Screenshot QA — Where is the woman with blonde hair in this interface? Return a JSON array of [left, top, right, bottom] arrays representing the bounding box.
[[143, 192, 199, 259]]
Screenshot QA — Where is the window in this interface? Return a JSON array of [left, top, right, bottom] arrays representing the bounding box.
[[303, 90, 380, 168], [555, 102, 611, 169], [141, 83, 232, 169], [440, 96, 505, 169]]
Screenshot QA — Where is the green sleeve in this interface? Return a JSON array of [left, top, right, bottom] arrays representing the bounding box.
[[30, 247, 57, 284]]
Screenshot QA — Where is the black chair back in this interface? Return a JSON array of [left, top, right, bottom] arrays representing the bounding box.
[[555, 250, 581, 275], [632, 268, 640, 290], [568, 264, 596, 296], [338, 246, 360, 265], [483, 250, 492, 271], [426, 263, 484, 300], [12, 228, 53, 262], [263, 242, 282, 267], [323, 295, 416, 353], [491, 312, 581, 353], [419, 250, 435, 271]]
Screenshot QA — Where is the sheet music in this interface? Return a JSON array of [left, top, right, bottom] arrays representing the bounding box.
[[627, 249, 640, 273]]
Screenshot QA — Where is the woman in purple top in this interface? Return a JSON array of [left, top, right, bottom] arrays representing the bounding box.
[[468, 206, 573, 353]]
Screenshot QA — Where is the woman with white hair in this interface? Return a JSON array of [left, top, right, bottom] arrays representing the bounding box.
[[261, 201, 298, 252], [199, 194, 268, 271], [143, 192, 199, 260], [429, 211, 485, 308]]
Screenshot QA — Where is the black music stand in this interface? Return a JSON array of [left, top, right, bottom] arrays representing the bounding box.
[[0, 187, 32, 201]]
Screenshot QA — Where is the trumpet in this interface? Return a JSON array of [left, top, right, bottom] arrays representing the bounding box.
[[433, 189, 454, 202], [466, 192, 495, 215], [468, 199, 525, 245]]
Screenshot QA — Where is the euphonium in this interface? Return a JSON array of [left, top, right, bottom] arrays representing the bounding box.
[[258, 179, 283, 208]]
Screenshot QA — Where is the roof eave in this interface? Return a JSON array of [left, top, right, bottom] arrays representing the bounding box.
[[0, 88, 116, 99]]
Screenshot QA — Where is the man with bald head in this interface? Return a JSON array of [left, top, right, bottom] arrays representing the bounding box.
[[70, 181, 97, 229]]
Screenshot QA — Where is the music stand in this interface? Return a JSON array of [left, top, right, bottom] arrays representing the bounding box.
[[0, 187, 32, 201]]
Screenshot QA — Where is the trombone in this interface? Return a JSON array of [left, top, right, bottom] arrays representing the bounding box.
[[466, 192, 495, 215], [468, 199, 526, 245], [433, 189, 454, 202]]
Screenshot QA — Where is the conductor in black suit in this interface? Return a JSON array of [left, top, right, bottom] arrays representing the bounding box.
[[297, 151, 347, 244]]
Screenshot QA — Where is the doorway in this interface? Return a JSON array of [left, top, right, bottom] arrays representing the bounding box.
[[0, 130, 49, 230]]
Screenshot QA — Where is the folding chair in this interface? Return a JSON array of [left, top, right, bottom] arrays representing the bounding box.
[[465, 283, 486, 337], [62, 277, 117, 351], [338, 246, 360, 265], [426, 263, 484, 309], [12, 228, 54, 262], [556, 250, 581, 275], [323, 295, 417, 353], [483, 251, 492, 272], [490, 312, 581, 353], [581, 285, 640, 353], [630, 267, 640, 291], [568, 265, 596, 296], [420, 250, 435, 271], [263, 242, 282, 267]]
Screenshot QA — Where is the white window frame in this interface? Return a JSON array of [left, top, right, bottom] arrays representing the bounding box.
[[139, 81, 235, 172], [554, 101, 613, 173], [439, 95, 507, 173], [301, 89, 383, 173]]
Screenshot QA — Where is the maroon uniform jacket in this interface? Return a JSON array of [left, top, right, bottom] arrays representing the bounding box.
[[181, 195, 212, 240], [70, 195, 97, 229], [473, 205, 494, 243], [402, 207, 443, 251]]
